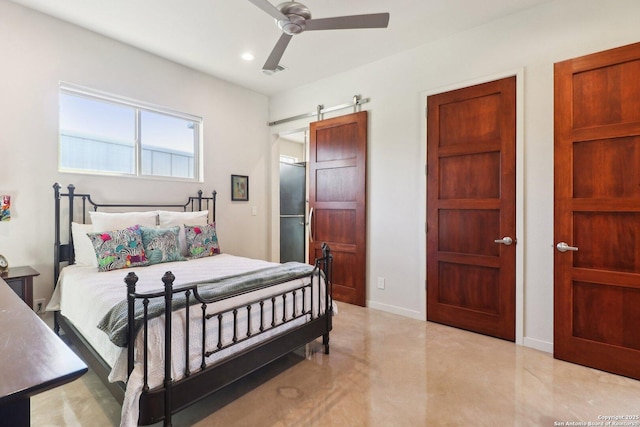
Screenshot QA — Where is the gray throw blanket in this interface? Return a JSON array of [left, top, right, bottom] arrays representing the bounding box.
[[97, 262, 316, 347]]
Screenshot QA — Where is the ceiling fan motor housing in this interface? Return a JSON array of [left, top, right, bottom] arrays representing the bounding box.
[[276, 1, 311, 35]]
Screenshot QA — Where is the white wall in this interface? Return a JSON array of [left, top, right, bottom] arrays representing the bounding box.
[[279, 138, 305, 162], [0, 2, 270, 307], [268, 0, 640, 352]]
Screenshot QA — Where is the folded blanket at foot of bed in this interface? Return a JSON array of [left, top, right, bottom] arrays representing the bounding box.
[[97, 261, 316, 347]]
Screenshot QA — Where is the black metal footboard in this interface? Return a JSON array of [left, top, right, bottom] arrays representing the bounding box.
[[125, 245, 333, 426]]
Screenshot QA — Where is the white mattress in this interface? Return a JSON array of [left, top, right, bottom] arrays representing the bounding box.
[[48, 254, 328, 426]]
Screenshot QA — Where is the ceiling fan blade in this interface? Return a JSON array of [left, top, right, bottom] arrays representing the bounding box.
[[305, 13, 390, 31], [263, 33, 293, 71], [248, 0, 288, 21]]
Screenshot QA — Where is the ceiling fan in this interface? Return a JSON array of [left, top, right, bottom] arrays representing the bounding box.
[[249, 0, 390, 72]]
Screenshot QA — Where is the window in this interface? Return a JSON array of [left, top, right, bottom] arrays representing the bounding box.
[[279, 155, 298, 164], [59, 83, 202, 181]]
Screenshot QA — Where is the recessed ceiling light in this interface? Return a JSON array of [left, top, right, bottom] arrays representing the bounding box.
[[241, 52, 255, 61]]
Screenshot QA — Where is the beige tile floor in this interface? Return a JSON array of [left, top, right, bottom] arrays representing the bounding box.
[[32, 303, 640, 426]]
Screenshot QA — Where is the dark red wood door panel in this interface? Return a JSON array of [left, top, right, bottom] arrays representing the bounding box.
[[309, 111, 367, 306], [427, 77, 516, 341], [554, 42, 640, 379]]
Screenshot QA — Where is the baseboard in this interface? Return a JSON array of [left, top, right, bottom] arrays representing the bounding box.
[[367, 300, 424, 321], [367, 301, 555, 354], [523, 336, 553, 354]]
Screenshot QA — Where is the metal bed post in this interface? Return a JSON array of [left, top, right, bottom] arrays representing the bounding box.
[[53, 183, 62, 335], [53, 183, 61, 289], [67, 184, 76, 265], [125, 272, 139, 377], [162, 271, 175, 427], [321, 243, 332, 354], [212, 190, 217, 223]]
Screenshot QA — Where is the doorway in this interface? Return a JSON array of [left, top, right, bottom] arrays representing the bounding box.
[[280, 161, 306, 263], [276, 130, 308, 263], [426, 76, 517, 341]]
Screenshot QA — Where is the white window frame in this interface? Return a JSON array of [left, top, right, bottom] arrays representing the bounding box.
[[279, 155, 299, 164], [58, 82, 203, 182]]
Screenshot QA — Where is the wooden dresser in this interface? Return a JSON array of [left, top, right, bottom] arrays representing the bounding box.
[[0, 277, 87, 426]]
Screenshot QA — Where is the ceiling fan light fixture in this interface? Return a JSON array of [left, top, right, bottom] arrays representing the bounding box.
[[278, 16, 306, 35]]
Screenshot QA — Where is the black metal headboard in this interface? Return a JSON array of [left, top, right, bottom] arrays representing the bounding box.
[[53, 183, 217, 286]]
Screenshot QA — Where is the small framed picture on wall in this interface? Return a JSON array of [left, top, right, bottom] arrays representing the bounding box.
[[231, 175, 249, 201]]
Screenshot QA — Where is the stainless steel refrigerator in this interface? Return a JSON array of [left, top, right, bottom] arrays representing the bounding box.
[[279, 162, 306, 263]]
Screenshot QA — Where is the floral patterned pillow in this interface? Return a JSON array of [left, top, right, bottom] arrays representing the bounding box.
[[87, 225, 149, 272], [184, 223, 221, 259], [139, 226, 186, 265]]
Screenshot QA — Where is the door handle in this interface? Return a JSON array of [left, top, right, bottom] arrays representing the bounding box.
[[556, 242, 578, 252], [494, 236, 515, 246], [307, 207, 314, 242]]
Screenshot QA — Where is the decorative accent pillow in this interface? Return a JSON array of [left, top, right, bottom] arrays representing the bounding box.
[[139, 226, 186, 265], [72, 222, 98, 267], [87, 225, 149, 272], [184, 223, 221, 259], [158, 210, 209, 256]]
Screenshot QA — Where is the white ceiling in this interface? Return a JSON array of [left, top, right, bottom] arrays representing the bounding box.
[[10, 0, 551, 96]]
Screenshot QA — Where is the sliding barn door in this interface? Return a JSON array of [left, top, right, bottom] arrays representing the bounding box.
[[427, 77, 516, 341], [309, 111, 367, 306], [554, 42, 640, 379]]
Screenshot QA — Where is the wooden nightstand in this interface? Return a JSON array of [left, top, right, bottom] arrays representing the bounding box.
[[1, 266, 40, 310]]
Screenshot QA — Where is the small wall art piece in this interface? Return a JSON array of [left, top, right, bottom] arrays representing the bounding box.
[[231, 175, 249, 201], [1, 195, 10, 221]]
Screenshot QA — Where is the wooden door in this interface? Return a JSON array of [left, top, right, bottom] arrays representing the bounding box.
[[554, 42, 640, 380], [309, 111, 367, 306], [427, 77, 516, 341]]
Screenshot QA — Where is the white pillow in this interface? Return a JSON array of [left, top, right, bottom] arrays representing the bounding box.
[[72, 222, 98, 267], [89, 210, 158, 232], [158, 210, 209, 256]]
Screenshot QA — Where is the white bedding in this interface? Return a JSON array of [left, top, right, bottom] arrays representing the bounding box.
[[48, 254, 329, 426]]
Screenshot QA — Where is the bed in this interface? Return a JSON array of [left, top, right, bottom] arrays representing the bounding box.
[[50, 183, 333, 426]]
